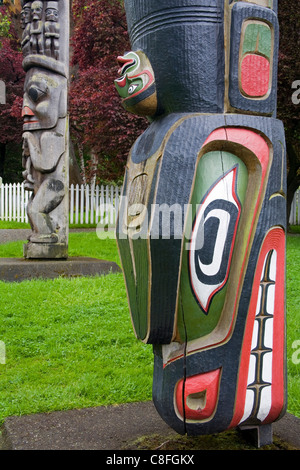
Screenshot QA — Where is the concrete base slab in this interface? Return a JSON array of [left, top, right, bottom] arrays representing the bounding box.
[[0, 402, 175, 451], [0, 257, 121, 282], [0, 402, 299, 451], [23, 241, 68, 259]]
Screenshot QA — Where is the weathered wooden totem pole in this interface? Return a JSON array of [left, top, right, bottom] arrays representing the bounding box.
[[21, 0, 69, 259], [115, 0, 287, 447]]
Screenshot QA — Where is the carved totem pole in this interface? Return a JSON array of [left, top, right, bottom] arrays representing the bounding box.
[[21, 0, 69, 259], [115, 0, 287, 446]]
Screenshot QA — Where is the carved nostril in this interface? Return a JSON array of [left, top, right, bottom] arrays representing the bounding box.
[[22, 106, 35, 117]]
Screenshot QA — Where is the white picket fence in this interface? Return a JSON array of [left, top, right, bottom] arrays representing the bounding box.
[[0, 182, 30, 223], [289, 188, 300, 226], [0, 182, 299, 226], [0, 182, 122, 226], [69, 183, 121, 226]]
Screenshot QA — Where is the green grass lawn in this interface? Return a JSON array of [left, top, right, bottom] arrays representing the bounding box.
[[285, 235, 300, 417], [0, 230, 299, 425], [0, 231, 153, 424]]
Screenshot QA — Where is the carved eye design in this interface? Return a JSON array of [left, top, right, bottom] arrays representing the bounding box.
[[128, 84, 138, 95], [28, 85, 47, 103]]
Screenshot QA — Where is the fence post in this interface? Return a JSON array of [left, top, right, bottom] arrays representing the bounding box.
[[115, 185, 120, 225], [8, 184, 12, 221], [100, 185, 104, 224], [70, 184, 74, 225], [0, 183, 4, 220], [80, 184, 84, 225], [16, 183, 20, 221], [105, 185, 110, 226], [75, 184, 79, 224], [25, 190, 29, 223], [90, 183, 95, 225], [12, 183, 16, 221], [85, 184, 89, 224], [95, 184, 99, 224], [21, 183, 25, 223]]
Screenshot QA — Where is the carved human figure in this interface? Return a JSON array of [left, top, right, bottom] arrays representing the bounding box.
[[30, 0, 44, 55], [21, 0, 69, 259], [22, 68, 67, 244], [44, 3, 60, 60], [21, 3, 32, 57]]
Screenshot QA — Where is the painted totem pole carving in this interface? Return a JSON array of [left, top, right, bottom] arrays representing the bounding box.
[[21, 0, 69, 259], [115, 0, 287, 446]]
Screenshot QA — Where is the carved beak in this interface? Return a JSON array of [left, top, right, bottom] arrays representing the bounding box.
[[117, 56, 136, 76]]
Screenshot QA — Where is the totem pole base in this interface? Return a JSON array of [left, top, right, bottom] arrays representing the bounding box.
[[238, 423, 273, 448], [23, 242, 68, 260]]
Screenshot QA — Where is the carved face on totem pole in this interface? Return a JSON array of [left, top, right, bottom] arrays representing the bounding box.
[[22, 4, 31, 24], [115, 0, 286, 446], [20, 0, 69, 258], [45, 6, 59, 22], [31, 1, 43, 20], [114, 50, 157, 117], [22, 69, 67, 131]]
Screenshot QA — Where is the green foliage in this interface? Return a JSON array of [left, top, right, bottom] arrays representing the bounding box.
[[0, 11, 11, 45], [70, 0, 147, 184]]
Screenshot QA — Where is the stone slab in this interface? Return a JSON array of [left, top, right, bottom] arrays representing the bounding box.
[[0, 257, 121, 282], [23, 241, 69, 259], [0, 402, 299, 451], [0, 402, 175, 451], [272, 412, 300, 450]]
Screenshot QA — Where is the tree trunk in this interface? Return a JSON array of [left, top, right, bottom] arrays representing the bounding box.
[[69, 139, 82, 186], [90, 148, 97, 186], [0, 143, 6, 180], [77, 141, 86, 185]]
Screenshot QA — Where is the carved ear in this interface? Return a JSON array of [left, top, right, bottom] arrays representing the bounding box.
[[58, 85, 67, 118]]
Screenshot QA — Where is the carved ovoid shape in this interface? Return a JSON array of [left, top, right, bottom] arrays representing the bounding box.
[[241, 54, 270, 97], [240, 21, 272, 98], [189, 167, 241, 313], [176, 369, 221, 421]]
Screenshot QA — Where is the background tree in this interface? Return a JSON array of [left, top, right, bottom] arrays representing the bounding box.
[[0, 0, 299, 202], [277, 0, 300, 226], [70, 0, 147, 185], [0, 5, 24, 182], [0, 7, 12, 43]]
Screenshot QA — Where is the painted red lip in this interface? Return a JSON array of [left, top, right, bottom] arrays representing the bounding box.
[[115, 75, 127, 87], [23, 117, 39, 124]]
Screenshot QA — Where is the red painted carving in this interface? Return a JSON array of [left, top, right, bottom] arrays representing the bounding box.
[[176, 369, 221, 421], [241, 54, 270, 97], [230, 227, 285, 428]]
